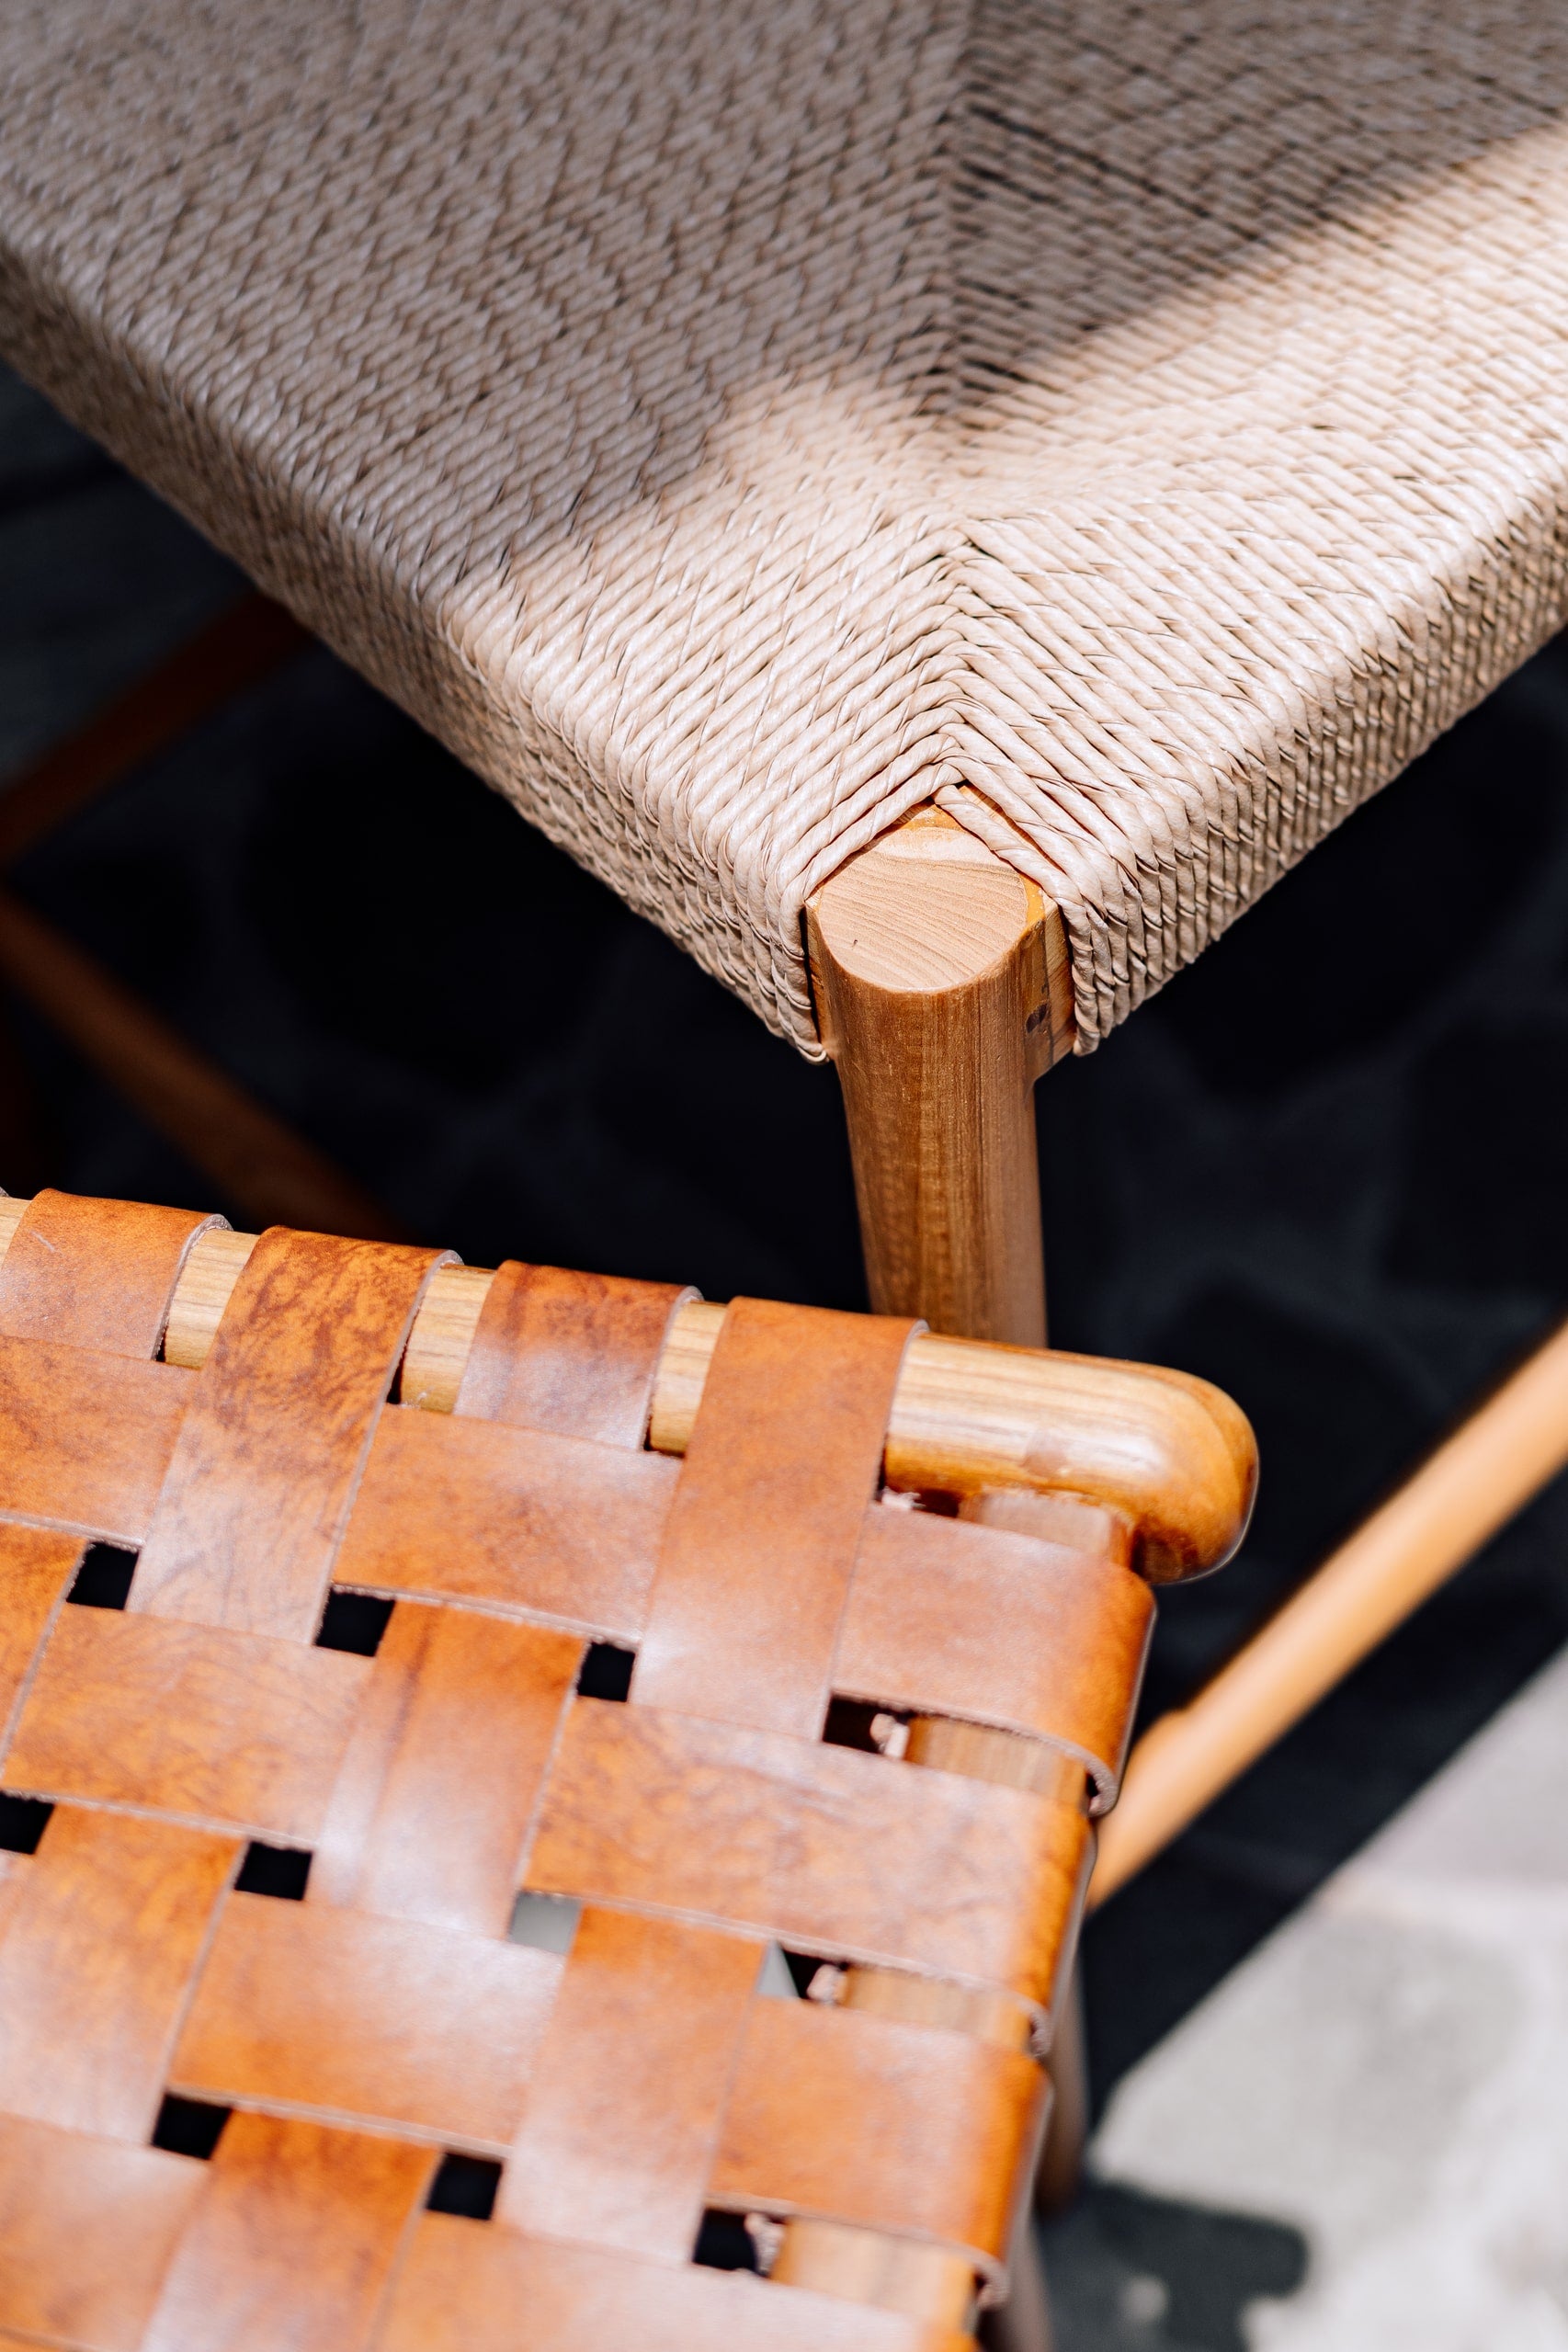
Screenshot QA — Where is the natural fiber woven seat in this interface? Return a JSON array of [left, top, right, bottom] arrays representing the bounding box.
[[0, 1187, 1251, 2349], [4, 2, 1564, 1052]]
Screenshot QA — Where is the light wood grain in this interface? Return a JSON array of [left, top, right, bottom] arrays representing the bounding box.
[[152, 1230, 1256, 1581], [1092, 1312, 1568, 1902], [769, 2219, 978, 2328], [807, 808, 1072, 1348], [161, 1225, 258, 1365], [396, 1264, 494, 1408]]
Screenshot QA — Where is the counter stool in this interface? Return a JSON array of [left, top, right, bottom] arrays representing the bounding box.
[[0, 1187, 1251, 2349]]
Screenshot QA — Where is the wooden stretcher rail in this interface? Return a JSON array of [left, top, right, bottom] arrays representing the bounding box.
[[1091, 1311, 1568, 1900], [0, 1200, 1254, 1581]]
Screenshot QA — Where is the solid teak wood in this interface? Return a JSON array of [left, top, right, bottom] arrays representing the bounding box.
[[808, 808, 1072, 1348]]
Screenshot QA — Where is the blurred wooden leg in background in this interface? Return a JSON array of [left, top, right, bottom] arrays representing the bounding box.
[[1033, 1964, 1087, 2218], [983, 2216, 1054, 2352], [0, 886, 406, 1239], [0, 594, 309, 863], [0, 591, 403, 1233], [1092, 1311, 1568, 1906]]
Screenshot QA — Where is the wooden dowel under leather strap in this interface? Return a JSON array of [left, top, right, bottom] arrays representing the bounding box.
[[778, 1492, 1097, 2333], [630, 1300, 915, 1738], [774, 1716, 1085, 2328], [48, 1214, 1254, 1581], [1091, 1313, 1568, 1903]]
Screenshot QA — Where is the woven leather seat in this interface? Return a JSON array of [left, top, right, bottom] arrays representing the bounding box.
[[4, 3, 1566, 1050], [0, 1187, 1251, 2348]]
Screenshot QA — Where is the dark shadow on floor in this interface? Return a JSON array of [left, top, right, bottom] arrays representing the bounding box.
[[1040, 2182, 1310, 2352]]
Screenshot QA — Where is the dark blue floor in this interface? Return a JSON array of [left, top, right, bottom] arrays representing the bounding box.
[[6, 361, 1568, 2347]]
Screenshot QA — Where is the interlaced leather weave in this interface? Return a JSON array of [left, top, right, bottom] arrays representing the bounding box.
[[0, 1191, 1155, 2350], [3, 4, 1566, 1051]]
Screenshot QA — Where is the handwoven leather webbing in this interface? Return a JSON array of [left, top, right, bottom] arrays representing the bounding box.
[[0, 1193, 1158, 2348]]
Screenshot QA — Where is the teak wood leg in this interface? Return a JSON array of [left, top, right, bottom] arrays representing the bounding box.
[[1092, 1308, 1568, 1903], [983, 2217, 1054, 2352], [1031, 1962, 1086, 2217], [807, 807, 1073, 1346]]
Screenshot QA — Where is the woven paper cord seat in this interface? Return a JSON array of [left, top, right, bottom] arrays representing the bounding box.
[[4, 2, 1566, 1053], [0, 1187, 1252, 2349]]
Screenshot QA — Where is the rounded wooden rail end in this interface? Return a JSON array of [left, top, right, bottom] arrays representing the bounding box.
[[0, 1197, 1256, 1581]]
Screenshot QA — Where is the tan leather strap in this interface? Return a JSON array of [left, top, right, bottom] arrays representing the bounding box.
[[713, 2001, 1044, 2286], [380, 2221, 971, 2352], [309, 1602, 582, 1936], [8, 1610, 370, 1842], [172, 1902, 560, 2147], [338, 1406, 675, 1643], [142, 2115, 433, 2352], [0, 2116, 203, 2348], [0, 1194, 226, 1749], [0, 1337, 183, 1541], [455, 1261, 693, 1447], [527, 1700, 1089, 2011], [0, 1189, 220, 1358], [631, 1299, 918, 1737], [0, 1524, 85, 1751], [499, 1909, 765, 2257], [837, 1507, 1153, 1809], [0, 1807, 236, 2141], [131, 1229, 453, 1639]]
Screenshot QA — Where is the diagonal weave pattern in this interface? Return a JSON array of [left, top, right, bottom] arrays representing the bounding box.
[[0, 1189, 1157, 2350], [4, 4, 1567, 1051]]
